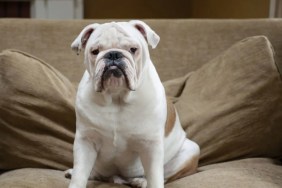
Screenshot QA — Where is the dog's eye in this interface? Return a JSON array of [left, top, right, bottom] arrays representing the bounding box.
[[130, 47, 138, 54], [92, 49, 100, 55]]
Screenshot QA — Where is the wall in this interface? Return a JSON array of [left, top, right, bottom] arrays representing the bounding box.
[[84, 0, 270, 19], [189, 0, 270, 18]]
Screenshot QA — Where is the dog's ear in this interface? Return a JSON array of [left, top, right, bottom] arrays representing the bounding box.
[[129, 20, 160, 49], [71, 23, 100, 55]]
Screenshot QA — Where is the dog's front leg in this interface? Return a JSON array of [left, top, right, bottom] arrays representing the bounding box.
[[139, 139, 164, 188], [69, 131, 97, 188]]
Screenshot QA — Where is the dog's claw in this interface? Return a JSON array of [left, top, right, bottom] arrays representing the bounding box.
[[64, 169, 73, 179]]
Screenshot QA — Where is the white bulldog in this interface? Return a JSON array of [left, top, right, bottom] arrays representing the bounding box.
[[66, 20, 200, 188]]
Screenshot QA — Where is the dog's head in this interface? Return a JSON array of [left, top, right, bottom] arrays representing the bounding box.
[[71, 20, 160, 92]]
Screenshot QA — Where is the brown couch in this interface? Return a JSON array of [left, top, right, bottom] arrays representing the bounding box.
[[0, 19, 282, 188]]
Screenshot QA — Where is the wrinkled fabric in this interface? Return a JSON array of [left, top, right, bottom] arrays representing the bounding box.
[[166, 158, 282, 188], [0, 158, 281, 188], [0, 50, 76, 170], [0, 168, 129, 188], [164, 36, 282, 166]]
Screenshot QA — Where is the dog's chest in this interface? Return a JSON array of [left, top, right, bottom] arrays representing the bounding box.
[[93, 105, 131, 148], [78, 100, 148, 175], [78, 96, 153, 147]]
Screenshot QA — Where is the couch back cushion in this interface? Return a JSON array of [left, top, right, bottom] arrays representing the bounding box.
[[0, 50, 75, 170], [164, 36, 282, 165], [0, 19, 282, 83]]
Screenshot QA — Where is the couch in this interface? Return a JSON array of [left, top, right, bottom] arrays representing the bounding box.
[[0, 19, 282, 188]]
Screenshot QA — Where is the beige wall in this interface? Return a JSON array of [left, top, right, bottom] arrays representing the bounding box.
[[84, 0, 270, 19]]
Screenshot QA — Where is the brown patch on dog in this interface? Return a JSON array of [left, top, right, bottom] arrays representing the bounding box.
[[165, 98, 176, 137], [166, 155, 198, 183]]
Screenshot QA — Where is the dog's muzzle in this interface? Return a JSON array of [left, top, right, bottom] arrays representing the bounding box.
[[102, 51, 126, 80], [95, 50, 135, 91], [94, 50, 137, 92]]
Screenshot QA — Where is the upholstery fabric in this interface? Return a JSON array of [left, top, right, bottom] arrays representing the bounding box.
[[164, 36, 282, 166], [1, 19, 282, 83], [166, 158, 282, 188], [0, 50, 75, 170], [0, 168, 128, 188], [0, 158, 281, 188]]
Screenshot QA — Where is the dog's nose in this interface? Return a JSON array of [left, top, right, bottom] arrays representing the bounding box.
[[104, 51, 124, 61]]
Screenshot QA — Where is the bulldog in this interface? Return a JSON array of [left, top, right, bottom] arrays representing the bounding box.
[[65, 20, 200, 188]]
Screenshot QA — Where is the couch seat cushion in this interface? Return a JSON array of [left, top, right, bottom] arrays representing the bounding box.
[[0, 168, 128, 188], [0, 158, 281, 188], [165, 158, 282, 188]]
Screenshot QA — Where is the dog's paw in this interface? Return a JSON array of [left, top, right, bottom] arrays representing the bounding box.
[[128, 177, 147, 188], [64, 169, 73, 179], [110, 175, 128, 185]]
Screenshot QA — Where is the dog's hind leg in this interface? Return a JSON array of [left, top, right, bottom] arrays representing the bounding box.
[[164, 139, 200, 183]]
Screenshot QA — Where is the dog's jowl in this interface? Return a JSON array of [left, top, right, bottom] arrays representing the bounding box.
[[65, 20, 200, 188]]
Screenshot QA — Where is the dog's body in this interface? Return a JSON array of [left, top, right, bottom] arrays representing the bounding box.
[[66, 21, 200, 188]]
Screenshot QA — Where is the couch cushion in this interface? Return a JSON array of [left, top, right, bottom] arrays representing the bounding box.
[[0, 50, 76, 170], [166, 158, 282, 188], [0, 168, 128, 188], [164, 36, 282, 166], [1, 19, 282, 83], [0, 158, 281, 188]]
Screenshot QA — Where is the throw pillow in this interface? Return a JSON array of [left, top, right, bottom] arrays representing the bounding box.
[[164, 36, 282, 166], [0, 50, 76, 170]]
